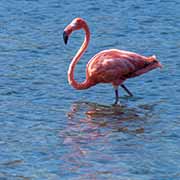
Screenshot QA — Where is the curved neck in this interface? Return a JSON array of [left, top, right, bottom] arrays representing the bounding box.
[[68, 23, 92, 90]]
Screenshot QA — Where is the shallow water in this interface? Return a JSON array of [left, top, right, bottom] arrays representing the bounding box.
[[0, 0, 180, 179]]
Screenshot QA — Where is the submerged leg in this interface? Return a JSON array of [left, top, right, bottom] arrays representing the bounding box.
[[114, 89, 119, 105], [113, 86, 119, 105], [121, 84, 133, 97]]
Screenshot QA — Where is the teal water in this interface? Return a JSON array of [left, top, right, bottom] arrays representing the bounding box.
[[0, 0, 180, 179]]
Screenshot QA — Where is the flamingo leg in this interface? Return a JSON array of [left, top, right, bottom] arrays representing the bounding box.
[[113, 86, 119, 105], [121, 84, 133, 96], [114, 89, 119, 105]]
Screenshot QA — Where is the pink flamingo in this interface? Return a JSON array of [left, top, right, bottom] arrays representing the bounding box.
[[63, 18, 162, 104]]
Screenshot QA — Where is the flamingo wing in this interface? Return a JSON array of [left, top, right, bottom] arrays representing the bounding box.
[[87, 49, 160, 85]]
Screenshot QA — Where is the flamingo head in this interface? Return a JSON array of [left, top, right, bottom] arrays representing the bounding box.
[[63, 18, 86, 44]]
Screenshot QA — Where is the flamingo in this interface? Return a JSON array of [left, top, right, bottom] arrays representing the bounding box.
[[63, 18, 162, 104]]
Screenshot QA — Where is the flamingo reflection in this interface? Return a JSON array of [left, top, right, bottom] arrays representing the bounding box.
[[60, 101, 157, 178]]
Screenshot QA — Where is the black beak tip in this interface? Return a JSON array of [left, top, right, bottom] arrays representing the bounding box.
[[63, 31, 68, 45]]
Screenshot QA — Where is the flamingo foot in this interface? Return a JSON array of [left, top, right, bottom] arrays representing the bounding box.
[[121, 84, 133, 96]]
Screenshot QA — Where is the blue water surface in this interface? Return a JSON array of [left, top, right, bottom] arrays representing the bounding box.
[[0, 0, 180, 179]]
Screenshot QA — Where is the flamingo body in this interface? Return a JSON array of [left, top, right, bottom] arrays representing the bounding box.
[[86, 49, 161, 86], [63, 18, 162, 104]]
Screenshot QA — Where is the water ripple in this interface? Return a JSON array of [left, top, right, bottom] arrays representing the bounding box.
[[0, 0, 179, 179]]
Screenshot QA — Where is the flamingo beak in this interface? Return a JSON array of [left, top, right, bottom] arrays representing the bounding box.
[[63, 31, 68, 45]]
